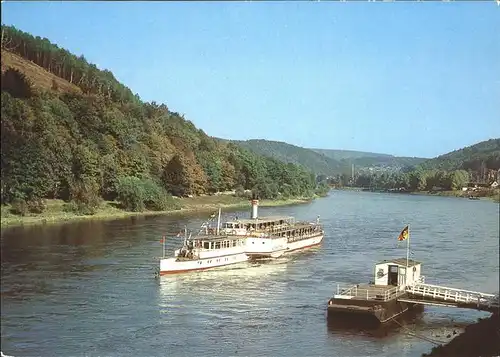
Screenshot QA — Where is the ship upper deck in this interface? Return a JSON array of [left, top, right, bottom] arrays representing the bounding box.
[[225, 216, 295, 225], [191, 234, 243, 242]]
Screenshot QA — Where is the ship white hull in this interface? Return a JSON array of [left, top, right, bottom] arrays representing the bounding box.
[[247, 248, 287, 259], [159, 252, 249, 275], [245, 236, 288, 260], [285, 233, 324, 254]]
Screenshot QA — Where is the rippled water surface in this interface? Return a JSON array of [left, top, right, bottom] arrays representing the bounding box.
[[1, 191, 499, 357]]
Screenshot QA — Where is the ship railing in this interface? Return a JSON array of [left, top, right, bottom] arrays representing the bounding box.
[[335, 284, 405, 301], [257, 221, 320, 234], [336, 284, 358, 296], [286, 232, 323, 241]]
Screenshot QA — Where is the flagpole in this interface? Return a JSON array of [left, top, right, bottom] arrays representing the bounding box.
[[216, 208, 221, 236], [406, 224, 410, 269]]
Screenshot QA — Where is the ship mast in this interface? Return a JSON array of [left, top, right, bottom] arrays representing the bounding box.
[[216, 208, 221, 235]]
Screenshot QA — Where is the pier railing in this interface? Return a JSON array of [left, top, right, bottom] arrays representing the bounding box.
[[405, 283, 499, 310], [335, 284, 405, 301]]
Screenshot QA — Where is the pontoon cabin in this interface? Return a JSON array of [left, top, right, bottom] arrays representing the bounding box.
[[374, 258, 422, 290]]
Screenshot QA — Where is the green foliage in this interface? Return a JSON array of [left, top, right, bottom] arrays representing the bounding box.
[[350, 139, 500, 192], [315, 181, 330, 197], [353, 168, 474, 192], [27, 198, 47, 214], [2, 24, 497, 214], [115, 176, 180, 212], [232, 139, 342, 175], [233, 140, 428, 177], [162, 153, 208, 197], [312, 148, 427, 171], [115, 176, 146, 212], [0, 25, 324, 210], [313, 148, 393, 161], [8, 196, 46, 216], [141, 178, 180, 211], [64, 179, 102, 215], [10, 198, 28, 216], [450, 170, 469, 191], [234, 185, 246, 198], [418, 139, 500, 175]]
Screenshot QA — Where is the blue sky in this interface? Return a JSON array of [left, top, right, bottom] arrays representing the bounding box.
[[2, 2, 499, 158]]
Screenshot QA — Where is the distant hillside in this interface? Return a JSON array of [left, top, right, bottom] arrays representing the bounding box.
[[351, 139, 500, 193], [312, 148, 392, 161], [313, 148, 427, 171], [226, 139, 428, 175], [348, 155, 427, 170], [230, 139, 342, 175], [418, 138, 500, 172]]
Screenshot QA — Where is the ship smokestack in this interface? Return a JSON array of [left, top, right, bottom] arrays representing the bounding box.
[[251, 199, 259, 219]]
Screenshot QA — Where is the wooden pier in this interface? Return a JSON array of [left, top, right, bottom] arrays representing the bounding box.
[[327, 258, 499, 324], [401, 280, 498, 313]]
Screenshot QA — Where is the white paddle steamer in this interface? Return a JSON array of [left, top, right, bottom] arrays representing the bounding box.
[[158, 199, 324, 275]]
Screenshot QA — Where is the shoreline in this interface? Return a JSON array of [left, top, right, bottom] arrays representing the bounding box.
[[422, 313, 500, 357], [334, 187, 500, 202], [0, 196, 314, 230]]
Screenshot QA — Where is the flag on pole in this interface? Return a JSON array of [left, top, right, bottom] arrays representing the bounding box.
[[160, 236, 165, 243], [398, 225, 409, 241]]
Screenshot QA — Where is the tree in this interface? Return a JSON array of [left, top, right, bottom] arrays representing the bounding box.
[[162, 154, 207, 197], [450, 170, 469, 191]]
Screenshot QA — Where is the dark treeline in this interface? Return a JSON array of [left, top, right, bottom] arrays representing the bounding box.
[[1, 25, 327, 216]]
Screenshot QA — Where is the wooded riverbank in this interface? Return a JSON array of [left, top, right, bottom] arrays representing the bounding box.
[[0, 195, 314, 229]]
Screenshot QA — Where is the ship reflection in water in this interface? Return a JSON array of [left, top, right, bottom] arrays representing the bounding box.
[[157, 258, 290, 306]]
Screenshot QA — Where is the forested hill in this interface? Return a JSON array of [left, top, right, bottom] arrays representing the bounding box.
[[417, 138, 500, 172], [229, 139, 343, 175], [350, 139, 500, 193], [228, 139, 427, 175], [311, 148, 391, 161], [313, 148, 427, 171], [1, 25, 325, 215]]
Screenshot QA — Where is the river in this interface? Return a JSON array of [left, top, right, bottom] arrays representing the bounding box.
[[1, 191, 499, 357]]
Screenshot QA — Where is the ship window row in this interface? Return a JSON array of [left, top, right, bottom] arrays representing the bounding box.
[[202, 240, 243, 250], [225, 220, 288, 230]]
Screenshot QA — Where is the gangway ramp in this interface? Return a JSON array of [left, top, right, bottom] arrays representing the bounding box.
[[400, 282, 499, 313]]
